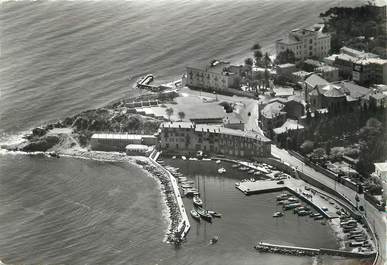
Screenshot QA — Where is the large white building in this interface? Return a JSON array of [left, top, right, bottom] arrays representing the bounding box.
[[275, 24, 331, 60], [183, 60, 242, 92], [159, 122, 271, 158]]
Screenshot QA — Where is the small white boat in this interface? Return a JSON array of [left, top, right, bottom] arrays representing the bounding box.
[[181, 156, 187, 160], [210, 236, 219, 245], [215, 160, 221, 164], [273, 211, 283, 218], [172, 156, 176, 159], [218, 168, 226, 174], [193, 196, 203, 207], [208, 210, 222, 218]]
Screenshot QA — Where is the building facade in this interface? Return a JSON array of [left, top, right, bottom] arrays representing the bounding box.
[[183, 60, 242, 91], [315, 66, 340, 82], [90, 134, 157, 152], [159, 122, 271, 158], [353, 58, 387, 85], [275, 24, 331, 60]]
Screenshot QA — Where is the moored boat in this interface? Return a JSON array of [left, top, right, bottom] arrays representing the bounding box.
[[218, 167, 226, 174], [193, 196, 203, 207], [215, 160, 221, 164], [208, 210, 222, 218], [314, 215, 324, 220], [195, 206, 212, 222], [210, 236, 219, 244], [273, 211, 283, 217], [190, 209, 201, 221], [276, 193, 290, 201]]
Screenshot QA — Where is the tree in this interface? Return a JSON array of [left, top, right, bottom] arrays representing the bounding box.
[[251, 43, 261, 51], [254, 50, 263, 66], [251, 43, 263, 66], [300, 140, 314, 154], [244, 57, 254, 82], [309, 147, 327, 162], [178, 111, 185, 121], [274, 49, 296, 65], [263, 52, 271, 69], [165, 107, 174, 121], [244, 57, 253, 67]]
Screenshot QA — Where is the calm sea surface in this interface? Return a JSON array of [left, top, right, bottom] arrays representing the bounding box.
[[0, 0, 364, 264]]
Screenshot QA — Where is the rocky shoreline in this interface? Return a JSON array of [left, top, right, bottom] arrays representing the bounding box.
[[1, 90, 178, 153], [134, 159, 183, 244]]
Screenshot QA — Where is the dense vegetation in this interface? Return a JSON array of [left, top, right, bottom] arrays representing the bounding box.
[[320, 4, 387, 56], [276, 106, 387, 179]]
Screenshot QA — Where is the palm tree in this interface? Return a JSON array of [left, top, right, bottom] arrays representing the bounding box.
[[251, 42, 263, 67], [253, 50, 263, 66], [165, 107, 174, 121], [244, 57, 254, 84], [178, 111, 185, 121], [263, 52, 271, 69]]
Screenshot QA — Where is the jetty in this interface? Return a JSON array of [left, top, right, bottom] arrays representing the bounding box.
[[236, 179, 338, 219], [255, 242, 376, 259], [149, 153, 191, 240]]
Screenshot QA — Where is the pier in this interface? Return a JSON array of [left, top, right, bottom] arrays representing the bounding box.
[[149, 155, 191, 240], [255, 242, 376, 259], [236, 179, 338, 219]]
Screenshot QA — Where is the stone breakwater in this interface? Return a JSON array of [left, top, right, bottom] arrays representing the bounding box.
[[135, 159, 183, 243]]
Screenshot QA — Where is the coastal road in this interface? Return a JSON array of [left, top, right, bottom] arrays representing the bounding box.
[[271, 145, 386, 264]]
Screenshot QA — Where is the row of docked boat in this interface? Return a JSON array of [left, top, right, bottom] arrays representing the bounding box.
[[190, 206, 222, 223], [163, 161, 223, 224], [274, 193, 325, 220], [339, 215, 372, 249]]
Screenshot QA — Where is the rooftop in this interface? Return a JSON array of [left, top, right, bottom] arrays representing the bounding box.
[[340, 46, 379, 59], [316, 65, 339, 72], [292, 71, 312, 77], [374, 162, 387, 172], [261, 102, 286, 119], [305, 74, 330, 88], [304, 59, 323, 67], [370, 93, 387, 100], [273, 87, 294, 97], [273, 119, 304, 135], [187, 60, 234, 74], [91, 134, 154, 140], [161, 122, 194, 129], [125, 144, 151, 150], [355, 58, 387, 65], [277, 63, 296, 69], [160, 122, 270, 142], [316, 81, 370, 99], [194, 124, 271, 142], [276, 35, 300, 45]]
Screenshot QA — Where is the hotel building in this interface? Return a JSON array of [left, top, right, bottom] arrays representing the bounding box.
[[183, 60, 242, 92], [275, 24, 331, 60]]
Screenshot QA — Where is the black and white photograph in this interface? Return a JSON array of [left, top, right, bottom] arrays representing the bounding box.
[[0, 0, 386, 264]]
